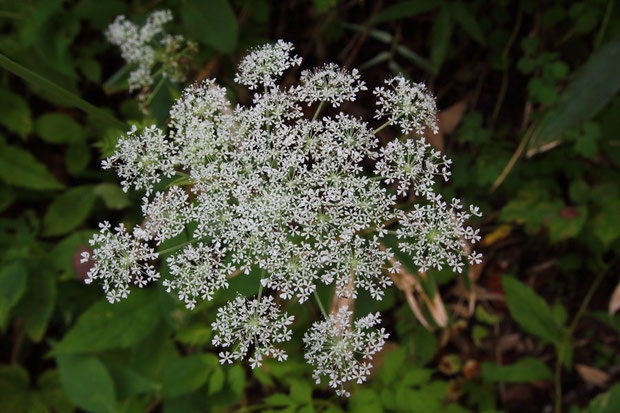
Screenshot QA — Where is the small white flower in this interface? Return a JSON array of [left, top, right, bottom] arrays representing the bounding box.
[[235, 40, 302, 90], [296, 63, 367, 107], [303, 306, 388, 396], [211, 295, 294, 366], [102, 124, 176, 195], [374, 75, 439, 135], [83, 221, 159, 303]]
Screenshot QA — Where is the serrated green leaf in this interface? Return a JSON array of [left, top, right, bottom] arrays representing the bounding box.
[[0, 261, 28, 329], [449, 2, 486, 45], [35, 113, 85, 144], [57, 354, 116, 413], [502, 276, 566, 344], [0, 145, 64, 190], [51, 289, 162, 355], [43, 186, 96, 236], [0, 89, 32, 138], [481, 357, 553, 382], [181, 0, 238, 53]]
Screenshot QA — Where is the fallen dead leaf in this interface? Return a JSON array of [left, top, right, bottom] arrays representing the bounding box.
[[576, 364, 609, 388], [609, 280, 620, 315], [424, 100, 468, 152]]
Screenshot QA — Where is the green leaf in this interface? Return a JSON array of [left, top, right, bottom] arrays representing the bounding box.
[[51, 289, 162, 355], [227, 364, 246, 397], [548, 206, 587, 243], [449, 2, 486, 45], [290, 380, 312, 404], [57, 354, 116, 413], [264, 393, 294, 407], [529, 37, 620, 152], [0, 261, 28, 329], [0, 89, 32, 138], [430, 6, 453, 72], [35, 113, 85, 144], [37, 369, 73, 413], [43, 186, 96, 236], [396, 45, 436, 74], [162, 355, 214, 398], [0, 53, 127, 131], [65, 141, 91, 175], [584, 383, 620, 413], [181, 0, 238, 53], [105, 362, 158, 399], [593, 200, 620, 246], [13, 269, 56, 341], [502, 276, 566, 344], [93, 182, 130, 210], [373, 0, 441, 24], [0, 364, 48, 413], [481, 357, 553, 382], [378, 347, 406, 385], [208, 366, 225, 395], [0, 145, 64, 190]]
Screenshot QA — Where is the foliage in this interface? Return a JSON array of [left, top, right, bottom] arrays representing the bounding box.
[[0, 0, 618, 412]]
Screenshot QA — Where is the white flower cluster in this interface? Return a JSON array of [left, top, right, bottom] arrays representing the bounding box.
[[303, 307, 388, 397], [212, 295, 294, 368], [88, 37, 483, 395], [105, 10, 195, 100], [81, 222, 158, 304]]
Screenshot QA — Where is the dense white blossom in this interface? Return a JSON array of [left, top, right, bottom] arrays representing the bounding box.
[[106, 10, 195, 100], [296, 63, 367, 107], [303, 307, 388, 397], [374, 75, 439, 135], [89, 33, 483, 396], [396, 193, 482, 273], [164, 242, 231, 310], [81, 222, 159, 303], [102, 124, 176, 195], [375, 138, 452, 196], [211, 295, 294, 367], [234, 40, 302, 89]]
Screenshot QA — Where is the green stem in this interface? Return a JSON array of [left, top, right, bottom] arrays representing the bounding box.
[[257, 268, 266, 304], [312, 101, 325, 121], [594, 0, 615, 50], [0, 53, 127, 131], [313, 289, 329, 319], [157, 238, 201, 256], [373, 120, 392, 134], [553, 258, 617, 413]]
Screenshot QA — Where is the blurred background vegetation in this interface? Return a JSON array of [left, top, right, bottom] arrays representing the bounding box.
[[0, 0, 619, 412]]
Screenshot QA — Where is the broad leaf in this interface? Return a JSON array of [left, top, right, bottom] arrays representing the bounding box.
[[14, 269, 56, 341], [43, 185, 96, 236], [51, 289, 162, 355], [0, 89, 32, 138], [502, 276, 566, 344], [57, 354, 116, 413], [162, 354, 217, 398], [181, 0, 238, 53], [0, 261, 28, 329], [35, 113, 85, 144], [529, 37, 620, 153], [449, 2, 486, 45], [430, 6, 453, 72], [481, 357, 553, 382], [0, 145, 64, 190]]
